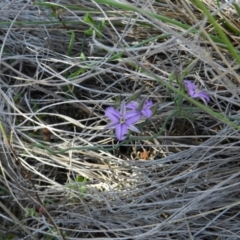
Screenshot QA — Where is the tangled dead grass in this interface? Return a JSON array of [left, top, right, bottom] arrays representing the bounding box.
[[1, 0, 240, 239]]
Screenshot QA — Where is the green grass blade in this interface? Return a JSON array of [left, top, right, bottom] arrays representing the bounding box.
[[190, 0, 240, 65], [67, 30, 75, 56], [94, 0, 226, 45]]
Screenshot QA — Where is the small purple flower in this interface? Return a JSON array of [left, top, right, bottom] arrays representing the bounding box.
[[105, 101, 140, 141], [126, 100, 153, 119], [184, 80, 210, 105]]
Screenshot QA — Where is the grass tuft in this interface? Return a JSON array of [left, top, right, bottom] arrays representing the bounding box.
[[0, 0, 240, 239]]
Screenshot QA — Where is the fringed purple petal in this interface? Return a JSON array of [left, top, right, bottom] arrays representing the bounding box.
[[115, 124, 128, 141], [125, 111, 141, 124], [200, 92, 210, 102], [199, 93, 210, 105], [126, 101, 138, 110], [105, 107, 120, 123], [128, 124, 140, 133], [192, 91, 210, 104], [141, 108, 152, 118], [184, 80, 196, 97], [144, 100, 153, 108], [105, 122, 118, 130], [120, 101, 126, 117], [184, 80, 210, 104]]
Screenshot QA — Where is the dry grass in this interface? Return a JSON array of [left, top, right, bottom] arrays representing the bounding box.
[[1, 0, 240, 239]]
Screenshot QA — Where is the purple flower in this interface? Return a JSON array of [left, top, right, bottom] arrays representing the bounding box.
[[184, 80, 210, 105], [105, 101, 140, 141], [126, 100, 153, 119]]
